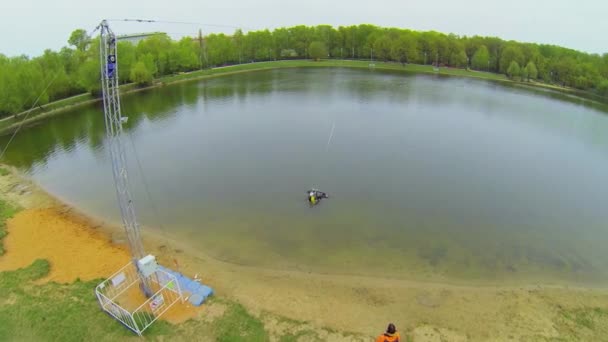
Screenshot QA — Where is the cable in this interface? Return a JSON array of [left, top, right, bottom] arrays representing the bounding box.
[[0, 72, 60, 160], [106, 18, 253, 31], [326, 121, 336, 152], [126, 129, 180, 270], [87, 24, 101, 39]]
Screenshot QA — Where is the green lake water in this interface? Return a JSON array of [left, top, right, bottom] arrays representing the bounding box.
[[3, 68, 608, 284]]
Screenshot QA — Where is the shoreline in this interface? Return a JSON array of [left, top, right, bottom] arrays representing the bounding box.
[[2, 166, 608, 339], [2, 59, 606, 136], [27, 171, 608, 290]]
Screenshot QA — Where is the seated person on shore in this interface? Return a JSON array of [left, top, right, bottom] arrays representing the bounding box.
[[307, 189, 328, 205], [376, 323, 400, 342]]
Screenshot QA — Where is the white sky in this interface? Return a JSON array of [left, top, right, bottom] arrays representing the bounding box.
[[1, 0, 606, 57]]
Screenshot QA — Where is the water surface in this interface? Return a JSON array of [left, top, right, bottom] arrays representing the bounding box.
[[4, 68, 608, 284]]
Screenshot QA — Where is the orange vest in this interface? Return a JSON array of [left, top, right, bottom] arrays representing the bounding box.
[[375, 332, 400, 342]]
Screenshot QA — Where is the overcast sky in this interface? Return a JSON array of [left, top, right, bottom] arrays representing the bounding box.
[[1, 0, 606, 57]]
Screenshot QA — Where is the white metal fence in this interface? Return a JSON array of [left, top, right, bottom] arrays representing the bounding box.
[[95, 262, 183, 336]]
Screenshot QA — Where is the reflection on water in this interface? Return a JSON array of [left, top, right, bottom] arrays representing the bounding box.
[[2, 68, 608, 285]]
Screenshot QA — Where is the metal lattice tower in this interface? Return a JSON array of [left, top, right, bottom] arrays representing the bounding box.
[[99, 20, 151, 295]]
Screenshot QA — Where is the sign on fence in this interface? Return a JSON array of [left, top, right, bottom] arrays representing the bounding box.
[[150, 294, 165, 311]]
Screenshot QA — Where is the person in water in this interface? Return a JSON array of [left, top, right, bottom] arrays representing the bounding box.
[[375, 323, 400, 342], [307, 189, 328, 205]]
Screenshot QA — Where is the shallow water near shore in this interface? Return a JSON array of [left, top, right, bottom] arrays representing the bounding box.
[[3, 68, 608, 285]]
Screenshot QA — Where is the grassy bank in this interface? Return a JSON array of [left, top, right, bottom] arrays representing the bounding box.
[[0, 262, 364, 341], [5, 58, 602, 136], [156, 59, 509, 84], [0, 168, 16, 256]]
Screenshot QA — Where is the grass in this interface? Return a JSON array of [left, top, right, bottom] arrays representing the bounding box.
[[0, 258, 274, 341], [279, 330, 320, 342], [555, 305, 608, 340], [210, 299, 269, 342], [0, 93, 94, 131], [0, 260, 147, 341], [0, 198, 17, 255], [156, 59, 509, 85], [560, 307, 608, 330]]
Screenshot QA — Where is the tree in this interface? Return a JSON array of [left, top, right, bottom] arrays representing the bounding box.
[[598, 79, 608, 96], [4, 23, 608, 119], [308, 41, 327, 61], [471, 45, 490, 71], [507, 61, 521, 79], [314, 25, 337, 56], [521, 65, 528, 81], [130, 61, 153, 85], [451, 50, 468, 68], [233, 29, 245, 63], [447, 35, 467, 67], [391, 35, 417, 64], [289, 25, 313, 57], [525, 61, 538, 81], [169, 37, 197, 71], [374, 35, 392, 61], [77, 57, 100, 95], [68, 29, 91, 51], [500, 45, 524, 74], [553, 57, 577, 86]]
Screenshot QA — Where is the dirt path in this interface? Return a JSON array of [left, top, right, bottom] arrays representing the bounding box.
[[1, 167, 607, 340]]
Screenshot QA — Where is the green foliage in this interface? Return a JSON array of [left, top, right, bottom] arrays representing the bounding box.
[[526, 61, 538, 80], [308, 41, 327, 61], [78, 55, 101, 95], [507, 61, 521, 79], [521, 65, 529, 81], [374, 35, 392, 61], [598, 79, 608, 96], [1, 24, 607, 118], [68, 29, 91, 52], [130, 61, 153, 86], [391, 34, 417, 64], [472, 45, 490, 70], [207, 34, 237, 66], [451, 50, 468, 68], [554, 57, 578, 86], [116, 41, 136, 84], [500, 45, 525, 74]]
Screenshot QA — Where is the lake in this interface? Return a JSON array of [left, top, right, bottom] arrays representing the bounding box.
[[3, 68, 608, 284]]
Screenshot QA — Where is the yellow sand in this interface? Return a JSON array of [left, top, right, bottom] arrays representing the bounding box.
[[0, 207, 129, 283]]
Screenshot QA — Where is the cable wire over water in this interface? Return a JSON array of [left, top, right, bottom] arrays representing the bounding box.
[[126, 129, 181, 269], [326, 121, 336, 152]]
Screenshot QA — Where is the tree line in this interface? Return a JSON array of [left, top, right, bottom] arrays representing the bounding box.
[[1, 24, 607, 118]]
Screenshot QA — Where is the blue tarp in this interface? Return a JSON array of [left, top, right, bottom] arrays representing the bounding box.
[[157, 266, 213, 306]]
